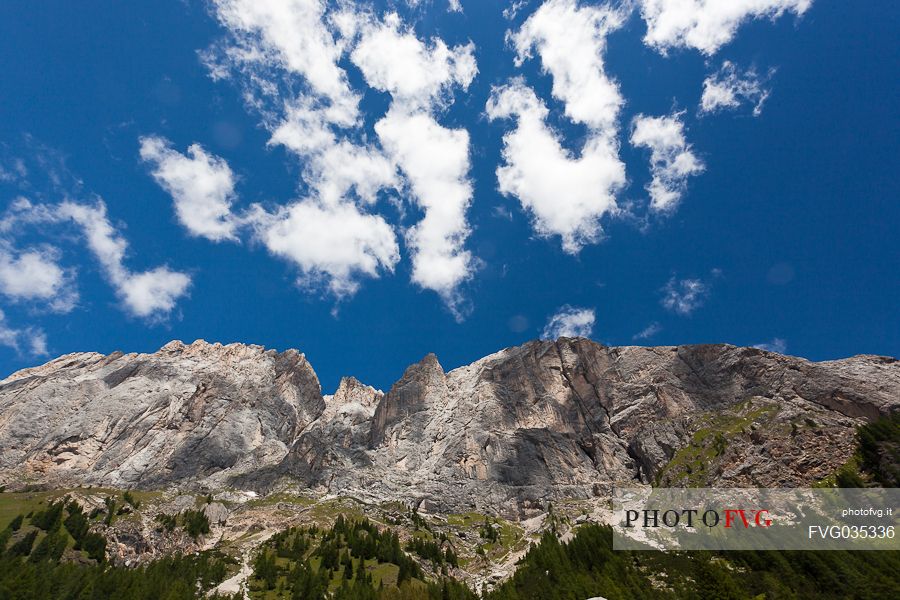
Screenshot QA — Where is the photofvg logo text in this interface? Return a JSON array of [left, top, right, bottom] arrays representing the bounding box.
[[622, 507, 772, 530], [612, 488, 900, 551]]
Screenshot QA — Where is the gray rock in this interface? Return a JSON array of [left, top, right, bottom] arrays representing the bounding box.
[[203, 502, 229, 525], [280, 339, 899, 515], [0, 337, 897, 517], [0, 339, 323, 490]]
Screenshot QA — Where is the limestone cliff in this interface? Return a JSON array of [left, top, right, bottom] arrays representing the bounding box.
[[0, 338, 896, 515], [0, 340, 323, 490]]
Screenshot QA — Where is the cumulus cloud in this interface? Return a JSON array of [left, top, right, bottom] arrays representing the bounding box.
[[0, 312, 20, 351], [753, 338, 787, 353], [509, 0, 626, 131], [2, 199, 190, 320], [56, 202, 191, 319], [205, 1, 405, 299], [487, 80, 625, 254], [630, 113, 705, 212], [0, 246, 77, 312], [351, 13, 478, 312], [700, 61, 774, 116], [270, 106, 397, 206], [488, 0, 627, 254], [661, 276, 710, 316], [638, 0, 813, 55], [375, 109, 474, 310], [235, 115, 400, 297], [633, 321, 662, 341], [247, 200, 399, 297], [541, 305, 595, 339], [351, 12, 476, 111], [0, 308, 48, 357], [139, 136, 239, 242], [209, 0, 359, 125], [205, 1, 478, 310]]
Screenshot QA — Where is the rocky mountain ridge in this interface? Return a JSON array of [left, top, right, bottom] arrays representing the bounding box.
[[0, 338, 897, 515]]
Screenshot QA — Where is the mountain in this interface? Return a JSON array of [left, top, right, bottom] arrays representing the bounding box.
[[0, 338, 897, 515]]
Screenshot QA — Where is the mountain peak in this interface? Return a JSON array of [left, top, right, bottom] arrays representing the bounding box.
[[329, 376, 382, 408], [0, 339, 897, 514]]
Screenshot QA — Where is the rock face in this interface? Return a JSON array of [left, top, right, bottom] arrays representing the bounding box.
[[271, 376, 382, 491], [0, 340, 323, 490], [0, 338, 897, 515]]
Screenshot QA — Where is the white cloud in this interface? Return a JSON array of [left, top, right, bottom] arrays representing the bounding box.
[[375, 109, 474, 311], [700, 61, 773, 116], [0, 158, 27, 183], [351, 13, 477, 311], [207, 2, 478, 310], [27, 328, 47, 356], [0, 246, 77, 312], [488, 0, 627, 254], [630, 113, 704, 212], [210, 0, 359, 126], [350, 12, 476, 111], [486, 80, 625, 253], [638, 0, 813, 55], [404, 1, 464, 15], [503, 1, 531, 21], [0, 308, 48, 357], [661, 276, 709, 315], [114, 269, 192, 320], [54, 201, 191, 319], [510, 0, 626, 131], [247, 200, 399, 297], [541, 305, 595, 339], [633, 321, 662, 341], [206, 1, 404, 299], [0, 147, 191, 326], [0, 199, 192, 320], [753, 338, 787, 353], [0, 310, 20, 351], [139, 136, 239, 242], [265, 99, 399, 210], [219, 107, 400, 297]]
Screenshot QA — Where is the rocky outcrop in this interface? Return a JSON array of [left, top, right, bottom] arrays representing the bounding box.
[[273, 339, 899, 515], [0, 338, 897, 516], [271, 376, 382, 491], [0, 340, 323, 491]]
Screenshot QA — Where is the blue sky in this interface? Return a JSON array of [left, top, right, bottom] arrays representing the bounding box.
[[0, 0, 897, 392]]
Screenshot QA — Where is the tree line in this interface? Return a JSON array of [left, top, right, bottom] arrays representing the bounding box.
[[0, 497, 238, 599]]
